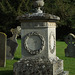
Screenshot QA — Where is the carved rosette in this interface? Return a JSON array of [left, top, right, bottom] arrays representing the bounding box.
[[49, 32, 56, 54], [24, 32, 45, 55]]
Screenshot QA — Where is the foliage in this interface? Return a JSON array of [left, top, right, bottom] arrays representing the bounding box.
[[0, 0, 32, 37], [0, 0, 75, 38], [0, 39, 21, 75], [56, 41, 75, 75], [44, 0, 75, 40], [44, 0, 75, 27]]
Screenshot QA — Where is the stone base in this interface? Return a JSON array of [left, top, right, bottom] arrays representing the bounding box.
[[58, 71, 69, 75], [13, 58, 69, 75]]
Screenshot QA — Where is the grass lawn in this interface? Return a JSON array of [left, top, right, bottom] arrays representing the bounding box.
[[0, 39, 75, 75], [56, 41, 75, 75]]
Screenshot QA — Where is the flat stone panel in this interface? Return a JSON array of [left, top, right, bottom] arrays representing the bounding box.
[[0, 32, 7, 67], [21, 28, 48, 59]]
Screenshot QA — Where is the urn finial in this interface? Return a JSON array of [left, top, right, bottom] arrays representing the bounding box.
[[34, 0, 44, 13]]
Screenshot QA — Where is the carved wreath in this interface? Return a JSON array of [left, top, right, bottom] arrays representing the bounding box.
[[49, 32, 56, 54], [24, 32, 45, 55]]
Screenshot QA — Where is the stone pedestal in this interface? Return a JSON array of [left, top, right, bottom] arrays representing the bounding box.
[[13, 19, 69, 75], [13, 58, 69, 75], [13, 0, 69, 75]]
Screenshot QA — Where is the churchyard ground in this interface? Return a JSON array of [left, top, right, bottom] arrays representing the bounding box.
[[0, 39, 75, 75]]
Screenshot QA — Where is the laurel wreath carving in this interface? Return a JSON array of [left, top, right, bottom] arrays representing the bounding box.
[[24, 32, 45, 55]]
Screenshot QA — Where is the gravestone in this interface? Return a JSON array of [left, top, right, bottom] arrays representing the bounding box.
[[6, 26, 21, 60], [0, 32, 7, 67], [13, 0, 69, 75], [65, 33, 75, 57]]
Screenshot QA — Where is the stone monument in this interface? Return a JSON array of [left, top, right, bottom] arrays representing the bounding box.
[[6, 26, 21, 60], [65, 33, 75, 57], [0, 32, 7, 67], [13, 0, 69, 75]]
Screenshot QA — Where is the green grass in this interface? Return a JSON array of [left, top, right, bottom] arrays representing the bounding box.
[[0, 39, 21, 75], [0, 40, 75, 75], [56, 41, 75, 75]]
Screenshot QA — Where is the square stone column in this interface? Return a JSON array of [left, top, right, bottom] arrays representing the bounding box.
[[21, 21, 56, 60]]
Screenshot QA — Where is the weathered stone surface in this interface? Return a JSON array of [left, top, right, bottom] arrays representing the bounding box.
[[53, 59, 63, 75], [17, 1, 60, 21], [13, 58, 68, 75], [0, 32, 7, 67], [58, 71, 69, 75], [21, 22, 56, 60], [65, 33, 75, 57], [13, 58, 52, 75], [17, 13, 60, 21], [6, 26, 21, 60]]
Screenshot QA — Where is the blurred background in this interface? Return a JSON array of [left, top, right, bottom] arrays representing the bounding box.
[[0, 0, 75, 40]]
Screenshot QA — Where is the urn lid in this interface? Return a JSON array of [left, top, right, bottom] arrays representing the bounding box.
[[17, 0, 60, 21]]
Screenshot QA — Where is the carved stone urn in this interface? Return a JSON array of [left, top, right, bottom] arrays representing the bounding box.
[[34, 0, 44, 13]]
